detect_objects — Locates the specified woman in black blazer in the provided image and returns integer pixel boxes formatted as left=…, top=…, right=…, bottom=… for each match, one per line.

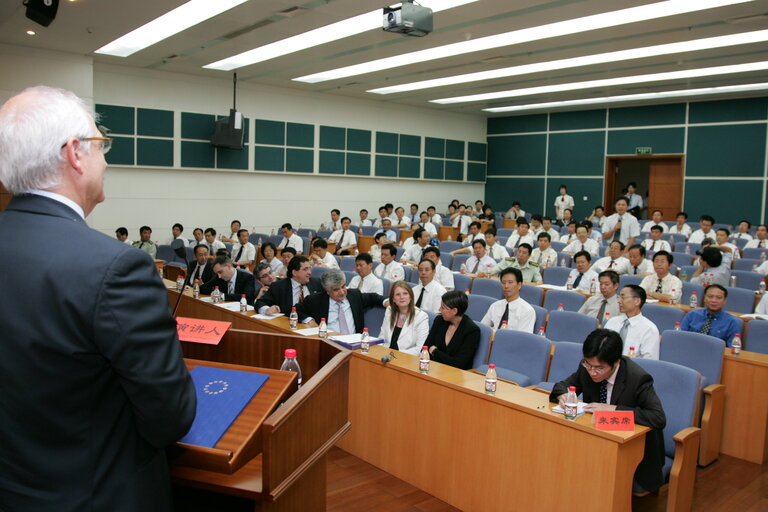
left=425, top=290, right=481, bottom=370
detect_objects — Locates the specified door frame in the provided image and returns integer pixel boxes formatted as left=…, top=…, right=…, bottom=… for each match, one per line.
left=604, top=155, right=685, bottom=215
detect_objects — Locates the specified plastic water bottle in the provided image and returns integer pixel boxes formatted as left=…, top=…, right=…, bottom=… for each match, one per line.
left=447, top=235, right=452, bottom=241
left=289, top=307, right=298, bottom=329
left=669, top=289, right=677, bottom=305
left=500, top=321, right=508, bottom=330
left=628, top=346, right=637, bottom=358
left=730, top=275, right=737, bottom=288
left=566, top=275, right=573, bottom=291
left=689, top=291, right=698, bottom=308
left=589, top=278, right=596, bottom=295
left=684, top=245, right=691, bottom=255
left=360, top=328, right=370, bottom=353
left=760, top=281, right=766, bottom=295
left=270, top=228, right=275, bottom=236
left=465, top=288, right=470, bottom=296
left=563, top=386, right=578, bottom=421
left=681, top=269, right=688, bottom=282
left=419, top=346, right=430, bottom=374
left=731, top=334, right=742, bottom=355
left=193, top=279, right=200, bottom=299
left=762, top=250, right=767, bottom=262
left=175, top=275, right=184, bottom=292
left=211, top=286, right=221, bottom=304
left=560, top=257, right=566, bottom=267
left=538, top=326, right=546, bottom=336
left=557, top=303, right=565, bottom=311
left=280, top=348, right=302, bottom=389
left=484, top=364, right=497, bottom=395
left=258, top=236, right=262, bottom=246
left=674, top=322, right=681, bottom=331
left=239, top=294, right=247, bottom=313
left=318, top=318, right=327, bottom=338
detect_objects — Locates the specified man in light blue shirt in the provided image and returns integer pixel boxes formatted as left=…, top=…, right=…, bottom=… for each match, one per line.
left=374, top=218, right=398, bottom=243
left=680, top=284, right=741, bottom=346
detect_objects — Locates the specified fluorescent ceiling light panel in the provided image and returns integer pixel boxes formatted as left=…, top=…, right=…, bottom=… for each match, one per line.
left=294, top=0, right=753, bottom=84
left=95, top=0, right=249, bottom=57
left=369, top=29, right=768, bottom=94
left=431, top=61, right=768, bottom=104
left=484, top=82, right=768, bottom=113
left=204, top=0, right=478, bottom=71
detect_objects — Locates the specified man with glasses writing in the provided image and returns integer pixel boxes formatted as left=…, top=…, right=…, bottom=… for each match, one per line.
left=551, top=329, right=666, bottom=495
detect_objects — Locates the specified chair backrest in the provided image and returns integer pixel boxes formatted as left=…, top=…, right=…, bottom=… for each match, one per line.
left=452, top=273, right=472, bottom=294
left=724, top=286, right=757, bottom=314
left=363, top=307, right=386, bottom=338
left=665, top=233, right=687, bottom=245
left=395, top=246, right=405, bottom=261
left=399, top=265, right=411, bottom=282
left=439, top=241, right=462, bottom=253
left=743, top=248, right=768, bottom=260
left=713, top=223, right=732, bottom=232
left=542, top=289, right=586, bottom=312
left=550, top=241, right=566, bottom=252
left=339, top=257, right=356, bottom=271
left=532, top=305, right=547, bottom=333
left=471, top=278, right=502, bottom=299
left=297, top=228, right=316, bottom=239
left=677, top=264, right=697, bottom=281
left=633, top=358, right=701, bottom=458
left=520, top=284, right=544, bottom=306
left=472, top=320, right=493, bottom=369
left=542, top=266, right=571, bottom=286
left=343, top=270, right=356, bottom=285
left=407, top=267, right=420, bottom=284
left=311, top=266, right=329, bottom=280
left=156, top=244, right=175, bottom=262
left=497, top=228, right=514, bottom=238
left=451, top=254, right=470, bottom=272
left=360, top=225, right=378, bottom=236
left=268, top=235, right=283, bottom=247
left=301, top=237, right=311, bottom=255
left=732, top=237, right=749, bottom=250
left=745, top=320, right=768, bottom=354
left=546, top=342, right=584, bottom=384
left=317, top=229, right=332, bottom=240
left=545, top=310, right=597, bottom=342
left=681, top=282, right=704, bottom=306
left=467, top=294, right=496, bottom=322
left=382, top=279, right=391, bottom=297
left=730, top=270, right=765, bottom=291
left=555, top=252, right=572, bottom=268
left=659, top=330, right=724, bottom=386
left=733, top=258, right=761, bottom=272
left=488, top=330, right=551, bottom=385
left=674, top=242, right=702, bottom=254
left=439, top=253, right=453, bottom=269
left=619, top=274, right=643, bottom=287
left=641, top=304, right=686, bottom=333
left=425, top=311, right=437, bottom=328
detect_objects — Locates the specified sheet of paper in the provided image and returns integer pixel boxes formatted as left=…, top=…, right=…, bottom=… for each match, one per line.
left=329, top=333, right=384, bottom=345
left=295, top=327, right=321, bottom=336
left=551, top=401, right=586, bottom=416
left=645, top=299, right=659, bottom=303
left=740, top=314, right=768, bottom=320
left=252, top=313, right=285, bottom=320
left=539, top=284, right=567, bottom=290
left=215, top=302, right=255, bottom=312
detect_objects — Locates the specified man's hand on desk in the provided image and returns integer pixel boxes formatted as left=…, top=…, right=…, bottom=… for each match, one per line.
left=266, top=305, right=281, bottom=315
left=304, top=319, right=318, bottom=327
left=584, top=403, right=617, bottom=412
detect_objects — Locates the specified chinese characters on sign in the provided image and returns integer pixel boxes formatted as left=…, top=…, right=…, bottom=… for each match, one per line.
left=593, top=410, right=635, bottom=431
left=176, top=317, right=231, bottom=345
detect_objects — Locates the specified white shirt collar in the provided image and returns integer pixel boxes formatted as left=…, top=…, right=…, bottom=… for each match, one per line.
left=29, top=190, right=85, bottom=219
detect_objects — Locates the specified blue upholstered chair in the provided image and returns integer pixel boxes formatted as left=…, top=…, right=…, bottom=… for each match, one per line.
left=730, top=270, right=764, bottom=292
left=520, top=284, right=544, bottom=306
left=471, top=278, right=502, bottom=299
left=642, top=304, right=685, bottom=333
left=471, top=321, right=493, bottom=369
left=544, top=310, right=597, bottom=343
left=362, top=307, right=386, bottom=338
left=724, top=286, right=758, bottom=314
left=476, top=330, right=551, bottom=387
left=542, top=266, right=571, bottom=286
left=536, top=341, right=583, bottom=392
left=467, top=294, right=496, bottom=323
left=542, top=289, right=586, bottom=312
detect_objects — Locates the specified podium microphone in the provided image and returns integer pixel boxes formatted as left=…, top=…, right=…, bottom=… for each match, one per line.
left=381, top=351, right=398, bottom=363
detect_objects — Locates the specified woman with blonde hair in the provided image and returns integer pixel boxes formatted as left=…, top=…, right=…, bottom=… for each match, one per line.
left=380, top=281, right=429, bottom=356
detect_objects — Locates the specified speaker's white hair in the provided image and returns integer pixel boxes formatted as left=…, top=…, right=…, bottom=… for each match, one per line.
left=0, top=86, right=94, bottom=194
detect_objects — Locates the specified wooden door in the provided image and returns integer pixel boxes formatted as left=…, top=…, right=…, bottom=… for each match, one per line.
left=648, top=158, right=684, bottom=220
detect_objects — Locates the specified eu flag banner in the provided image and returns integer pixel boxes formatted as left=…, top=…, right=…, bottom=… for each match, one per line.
left=179, top=366, right=270, bottom=449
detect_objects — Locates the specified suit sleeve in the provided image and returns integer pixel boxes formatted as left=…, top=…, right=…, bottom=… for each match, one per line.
left=255, top=280, right=282, bottom=312
left=199, top=277, right=219, bottom=296
left=616, top=373, right=666, bottom=429
left=94, top=249, right=196, bottom=447
left=430, top=320, right=480, bottom=370
left=361, top=292, right=386, bottom=309
left=550, top=369, right=582, bottom=403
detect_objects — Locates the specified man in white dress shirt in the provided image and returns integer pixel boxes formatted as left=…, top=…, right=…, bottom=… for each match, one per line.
left=641, top=225, right=671, bottom=253
left=452, top=221, right=484, bottom=255
left=593, top=241, right=631, bottom=274
left=327, top=209, right=342, bottom=231
left=540, top=216, right=561, bottom=241
left=358, top=209, right=373, bottom=227
left=688, top=215, right=716, bottom=244
left=203, top=228, right=226, bottom=255
left=627, top=245, right=653, bottom=276
left=745, top=225, right=768, bottom=249
left=277, top=223, right=304, bottom=253
left=668, top=212, right=692, bottom=239
left=407, top=203, right=421, bottom=225
left=531, top=232, right=558, bottom=268
left=641, top=210, right=669, bottom=233
left=374, top=244, right=405, bottom=281
left=711, top=228, right=740, bottom=268
left=231, top=229, right=256, bottom=268
left=391, top=206, right=410, bottom=229
left=373, top=206, right=390, bottom=228
left=640, top=251, right=683, bottom=304
left=690, top=247, right=731, bottom=287
left=564, top=224, right=600, bottom=257
left=506, top=217, right=535, bottom=251
left=733, top=220, right=753, bottom=241
left=415, top=211, right=438, bottom=237
left=328, top=216, right=357, bottom=255
left=481, top=267, right=536, bottom=332
left=115, top=227, right=131, bottom=245
left=451, top=204, right=473, bottom=237
left=427, top=206, right=442, bottom=226
left=423, top=246, right=455, bottom=291
left=311, top=238, right=339, bottom=269
left=602, top=197, right=640, bottom=248
left=465, top=239, right=496, bottom=275
left=506, top=201, right=525, bottom=220
left=559, top=221, right=578, bottom=244
left=348, top=253, right=384, bottom=294
left=404, top=228, right=432, bottom=264
left=374, top=218, right=399, bottom=243
left=603, top=285, right=660, bottom=359
left=411, top=259, right=446, bottom=313
left=485, top=229, right=508, bottom=260
left=579, top=270, right=621, bottom=325
left=169, top=222, right=189, bottom=247
left=568, top=251, right=600, bottom=293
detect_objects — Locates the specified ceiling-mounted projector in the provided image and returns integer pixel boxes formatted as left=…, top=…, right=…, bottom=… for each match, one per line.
left=383, top=0, right=432, bottom=37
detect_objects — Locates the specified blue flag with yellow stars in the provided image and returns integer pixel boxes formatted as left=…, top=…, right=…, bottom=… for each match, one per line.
left=180, top=366, right=270, bottom=448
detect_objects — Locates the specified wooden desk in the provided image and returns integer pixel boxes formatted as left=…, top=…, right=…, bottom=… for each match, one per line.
left=438, top=225, right=458, bottom=241
left=399, top=229, right=413, bottom=243
left=503, top=218, right=517, bottom=229
left=357, top=235, right=374, bottom=254
left=339, top=345, right=647, bottom=512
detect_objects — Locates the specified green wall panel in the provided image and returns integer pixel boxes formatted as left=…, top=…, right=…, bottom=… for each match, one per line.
left=467, top=162, right=486, bottom=182
left=320, top=126, right=345, bottom=150
left=254, top=145, right=284, bottom=171
left=485, top=177, right=544, bottom=213
left=399, top=135, right=421, bottom=156
left=181, top=112, right=215, bottom=140
left=137, top=138, right=173, bottom=166
left=550, top=109, right=606, bottom=131
left=446, top=139, right=464, bottom=160
left=425, top=137, right=445, bottom=158
left=548, top=131, right=605, bottom=175
left=488, top=114, right=547, bottom=135
left=96, top=105, right=134, bottom=135
left=375, top=155, right=397, bottom=177
left=684, top=179, right=763, bottom=225
left=319, top=150, right=345, bottom=174
left=689, top=97, right=768, bottom=124
left=107, top=136, right=134, bottom=165
left=608, top=103, right=685, bottom=127
left=399, top=157, right=420, bottom=178
left=255, top=120, right=285, bottom=145
left=286, top=148, right=313, bottom=173
left=445, top=160, right=463, bottom=181
left=181, top=141, right=214, bottom=168
left=376, top=132, right=398, bottom=154
left=217, top=146, right=249, bottom=170
left=346, top=153, right=370, bottom=176
left=468, top=142, right=487, bottom=162
left=347, top=129, right=371, bottom=152
left=607, top=128, right=684, bottom=154
left=487, top=134, right=546, bottom=175
left=286, top=122, right=314, bottom=148
left=137, top=108, right=173, bottom=137
left=686, top=124, right=766, bottom=177
left=425, top=159, right=444, bottom=179
left=545, top=177, right=602, bottom=219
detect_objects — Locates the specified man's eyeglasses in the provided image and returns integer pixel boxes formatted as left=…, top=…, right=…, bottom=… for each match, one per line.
left=581, top=360, right=609, bottom=374
left=61, top=137, right=113, bottom=155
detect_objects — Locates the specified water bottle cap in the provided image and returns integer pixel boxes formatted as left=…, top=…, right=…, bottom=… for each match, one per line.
left=489, top=364, right=496, bottom=369
left=215, top=286, right=219, bottom=289
left=285, top=349, right=297, bottom=358
left=241, top=294, right=245, bottom=297
left=559, top=303, right=563, bottom=307
left=568, top=386, right=576, bottom=391
left=292, top=306, right=297, bottom=310
left=675, top=322, right=680, bottom=325
left=630, top=346, right=635, bottom=350
left=321, top=318, right=326, bottom=322
left=422, top=346, right=428, bottom=350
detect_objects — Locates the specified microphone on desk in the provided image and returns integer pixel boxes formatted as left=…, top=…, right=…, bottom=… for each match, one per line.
left=381, top=351, right=398, bottom=363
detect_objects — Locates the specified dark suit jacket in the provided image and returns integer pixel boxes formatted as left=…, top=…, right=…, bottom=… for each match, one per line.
left=185, top=260, right=214, bottom=287
left=425, top=315, right=480, bottom=370
left=296, top=288, right=385, bottom=333
left=199, top=268, right=255, bottom=304
left=0, top=195, right=196, bottom=512
left=550, top=356, right=666, bottom=492
left=254, top=276, right=322, bottom=314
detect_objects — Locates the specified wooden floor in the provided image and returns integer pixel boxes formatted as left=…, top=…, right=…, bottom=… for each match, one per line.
left=327, top=447, right=768, bottom=512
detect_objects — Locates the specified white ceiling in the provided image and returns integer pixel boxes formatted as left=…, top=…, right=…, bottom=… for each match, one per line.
left=2, top=0, right=768, bottom=116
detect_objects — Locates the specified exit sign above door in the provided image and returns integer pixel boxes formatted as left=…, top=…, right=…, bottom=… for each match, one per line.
left=635, top=147, right=652, bottom=155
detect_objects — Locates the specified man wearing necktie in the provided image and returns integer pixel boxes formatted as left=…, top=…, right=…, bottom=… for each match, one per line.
left=603, top=285, right=660, bottom=359
left=579, top=270, right=621, bottom=325
left=256, top=256, right=322, bottom=314
left=480, top=267, right=536, bottom=332
left=411, top=258, right=447, bottom=313
left=640, top=251, right=683, bottom=304
left=185, top=244, right=213, bottom=287
left=679, top=284, right=741, bottom=345
left=603, top=197, right=640, bottom=248
left=348, top=253, right=384, bottom=295
left=745, top=224, right=768, bottom=249
left=200, top=255, right=256, bottom=304
left=329, top=216, right=358, bottom=255
left=627, top=245, right=653, bottom=276
left=131, top=225, right=157, bottom=259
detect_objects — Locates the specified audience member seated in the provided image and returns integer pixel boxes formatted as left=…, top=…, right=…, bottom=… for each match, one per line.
left=203, top=227, right=226, bottom=254
left=391, top=206, right=410, bottom=229
left=348, top=253, right=384, bottom=294
left=563, top=223, right=600, bottom=257
left=191, top=227, right=204, bottom=247
left=465, top=239, right=496, bottom=276
left=688, top=214, right=716, bottom=244
left=327, top=208, right=342, bottom=230
left=423, top=246, right=455, bottom=291
left=259, top=241, right=284, bottom=276
left=641, top=225, right=671, bottom=253
left=277, top=223, right=304, bottom=253
left=586, top=205, right=607, bottom=229
left=115, top=227, right=130, bottom=245
left=641, top=210, right=669, bottom=233
left=380, top=281, right=430, bottom=356
left=733, top=220, right=753, bottom=241
left=506, top=201, right=525, bottom=220
left=579, top=270, right=621, bottom=325
left=424, top=291, right=481, bottom=370
left=200, top=255, right=256, bottom=304
left=373, top=206, right=390, bottom=228
left=415, top=211, right=438, bottom=237
left=358, top=208, right=373, bottom=227
left=451, top=204, right=473, bottom=237
left=427, top=205, right=442, bottom=226
left=404, top=228, right=432, bottom=264
left=256, top=255, right=321, bottom=314
left=374, top=218, right=398, bottom=243
left=668, top=211, right=692, bottom=239
left=531, top=232, right=558, bottom=267
left=593, top=241, right=630, bottom=274
left=711, top=228, right=740, bottom=268
left=745, top=224, right=768, bottom=249
left=559, top=220, right=578, bottom=244
left=540, top=216, right=561, bottom=241
left=690, top=247, right=731, bottom=287
left=481, top=267, right=535, bottom=332
left=221, top=219, right=241, bottom=243
left=279, top=247, right=296, bottom=277
left=756, top=292, right=768, bottom=315
left=568, top=251, right=599, bottom=292
left=254, top=262, right=276, bottom=301
left=169, top=222, right=189, bottom=247
left=132, top=225, right=157, bottom=259
left=505, top=217, right=535, bottom=250
left=411, top=258, right=447, bottom=313
left=328, top=216, right=357, bottom=255
left=603, top=285, right=659, bottom=359
left=627, top=245, right=653, bottom=276
left=452, top=221, right=484, bottom=254
left=186, top=244, right=213, bottom=287
left=369, top=232, right=387, bottom=262
left=640, top=251, right=682, bottom=304
left=311, top=238, right=339, bottom=269
left=374, top=244, right=405, bottom=281
left=231, top=229, right=256, bottom=268
left=679, top=284, right=740, bottom=345
left=491, top=243, right=541, bottom=283
left=482, top=228, right=507, bottom=259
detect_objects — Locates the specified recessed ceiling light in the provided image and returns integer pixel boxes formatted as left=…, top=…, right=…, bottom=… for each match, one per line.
left=369, top=29, right=768, bottom=95
left=204, top=0, right=478, bottom=71
left=484, top=82, right=768, bottom=113
left=95, top=0, right=249, bottom=57
left=26, top=30, right=36, bottom=36
left=294, top=0, right=754, bottom=84
left=431, top=61, right=768, bottom=104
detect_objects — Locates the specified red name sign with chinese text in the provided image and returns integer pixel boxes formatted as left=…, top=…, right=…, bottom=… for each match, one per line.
left=176, top=317, right=231, bottom=345
left=594, top=410, right=635, bottom=431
